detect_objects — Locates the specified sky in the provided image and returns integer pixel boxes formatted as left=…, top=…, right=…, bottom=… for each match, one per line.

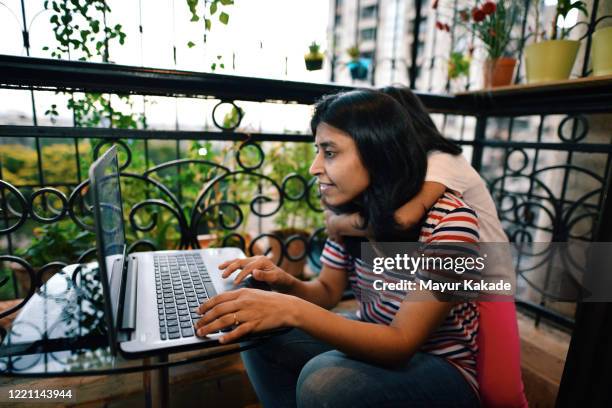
left=0, top=0, right=331, bottom=132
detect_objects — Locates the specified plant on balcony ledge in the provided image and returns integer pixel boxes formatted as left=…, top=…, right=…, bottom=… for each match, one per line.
left=304, top=42, right=324, bottom=71
left=346, top=45, right=369, bottom=81
left=524, top=0, right=588, bottom=83
left=435, top=1, right=522, bottom=88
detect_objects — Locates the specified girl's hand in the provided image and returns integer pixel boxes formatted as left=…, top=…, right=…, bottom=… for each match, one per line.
left=324, top=209, right=344, bottom=242
left=219, top=256, right=297, bottom=292
left=194, top=288, right=299, bottom=343
left=325, top=210, right=366, bottom=240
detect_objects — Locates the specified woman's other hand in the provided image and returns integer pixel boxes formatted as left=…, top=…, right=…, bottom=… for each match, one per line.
left=220, top=256, right=297, bottom=292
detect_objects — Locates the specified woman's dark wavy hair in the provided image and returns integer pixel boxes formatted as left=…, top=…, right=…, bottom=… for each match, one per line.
left=311, top=90, right=427, bottom=242
left=380, top=86, right=462, bottom=156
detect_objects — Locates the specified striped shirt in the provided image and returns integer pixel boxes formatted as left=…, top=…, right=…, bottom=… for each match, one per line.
left=321, top=191, right=480, bottom=397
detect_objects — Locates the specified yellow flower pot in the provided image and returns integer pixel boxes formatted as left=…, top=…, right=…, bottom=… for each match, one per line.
left=524, top=40, right=580, bottom=83
left=591, top=26, right=612, bottom=77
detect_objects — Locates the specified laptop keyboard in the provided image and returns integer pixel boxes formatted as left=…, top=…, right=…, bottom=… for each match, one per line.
left=154, top=252, right=217, bottom=341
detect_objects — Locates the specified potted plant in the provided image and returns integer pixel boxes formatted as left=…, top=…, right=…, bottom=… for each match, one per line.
left=304, top=42, right=324, bottom=71
left=435, top=1, right=522, bottom=88
left=346, top=45, right=369, bottom=80
left=591, top=25, right=612, bottom=77
left=524, top=0, right=588, bottom=83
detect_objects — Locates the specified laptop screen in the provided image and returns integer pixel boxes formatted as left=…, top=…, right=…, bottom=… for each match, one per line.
left=89, top=145, right=127, bottom=347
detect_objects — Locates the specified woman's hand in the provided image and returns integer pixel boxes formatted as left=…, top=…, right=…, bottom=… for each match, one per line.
left=220, top=256, right=297, bottom=292
left=194, top=288, right=299, bottom=343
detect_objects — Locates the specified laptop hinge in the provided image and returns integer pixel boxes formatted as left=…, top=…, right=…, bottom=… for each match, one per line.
left=120, top=256, right=138, bottom=333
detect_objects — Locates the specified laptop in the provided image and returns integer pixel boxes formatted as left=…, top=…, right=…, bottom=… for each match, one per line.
left=89, top=145, right=253, bottom=357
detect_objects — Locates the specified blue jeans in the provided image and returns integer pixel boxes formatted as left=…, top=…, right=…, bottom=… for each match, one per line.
left=241, top=328, right=479, bottom=408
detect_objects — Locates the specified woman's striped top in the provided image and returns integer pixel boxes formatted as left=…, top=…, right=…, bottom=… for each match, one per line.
left=321, top=191, right=480, bottom=398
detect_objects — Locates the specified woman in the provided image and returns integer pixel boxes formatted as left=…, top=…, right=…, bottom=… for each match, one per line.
left=194, top=90, right=480, bottom=407
left=325, top=85, right=509, bottom=244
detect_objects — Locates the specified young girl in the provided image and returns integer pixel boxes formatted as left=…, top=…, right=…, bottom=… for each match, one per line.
left=194, top=90, right=481, bottom=407
left=325, top=86, right=509, bottom=244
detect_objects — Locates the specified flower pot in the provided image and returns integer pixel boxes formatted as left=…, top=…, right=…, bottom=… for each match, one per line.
left=591, top=26, right=612, bottom=77
left=348, top=59, right=369, bottom=80
left=524, top=40, right=580, bottom=83
left=197, top=233, right=218, bottom=248
left=483, top=57, right=517, bottom=88
left=305, top=58, right=323, bottom=71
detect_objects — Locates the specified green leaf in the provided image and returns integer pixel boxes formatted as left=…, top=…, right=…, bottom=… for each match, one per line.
left=204, top=18, right=212, bottom=30
left=573, top=1, right=588, bottom=16
left=187, top=41, right=196, bottom=48
left=219, top=12, right=229, bottom=24
left=42, top=46, right=49, bottom=51
left=210, top=2, right=218, bottom=15
left=220, top=0, right=234, bottom=5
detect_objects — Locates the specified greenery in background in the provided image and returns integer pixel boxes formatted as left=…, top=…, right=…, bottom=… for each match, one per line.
left=43, top=0, right=125, bottom=61
left=448, top=51, right=471, bottom=79
left=267, top=142, right=323, bottom=233
left=15, top=220, right=95, bottom=269
left=186, top=0, right=234, bottom=32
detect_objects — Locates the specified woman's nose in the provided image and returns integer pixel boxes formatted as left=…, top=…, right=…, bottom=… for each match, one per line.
left=309, top=152, right=323, bottom=176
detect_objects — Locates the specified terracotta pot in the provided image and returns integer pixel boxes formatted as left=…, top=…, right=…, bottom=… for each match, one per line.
left=197, top=234, right=218, bottom=249
left=524, top=40, right=580, bottom=83
left=483, top=57, right=517, bottom=88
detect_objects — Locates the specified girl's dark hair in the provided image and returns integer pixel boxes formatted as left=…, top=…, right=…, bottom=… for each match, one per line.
left=311, top=90, right=427, bottom=242
left=380, top=86, right=462, bottom=156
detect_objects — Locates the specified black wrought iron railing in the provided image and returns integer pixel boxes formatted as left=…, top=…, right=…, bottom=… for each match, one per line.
left=1, top=54, right=612, bottom=336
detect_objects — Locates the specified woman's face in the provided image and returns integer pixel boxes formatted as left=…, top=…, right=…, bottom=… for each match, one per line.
left=309, top=122, right=370, bottom=207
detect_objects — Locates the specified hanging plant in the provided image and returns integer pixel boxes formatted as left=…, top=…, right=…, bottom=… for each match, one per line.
left=346, top=45, right=369, bottom=80
left=304, top=42, right=324, bottom=71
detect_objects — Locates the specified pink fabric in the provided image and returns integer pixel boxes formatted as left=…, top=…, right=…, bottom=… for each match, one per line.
left=476, top=301, right=529, bottom=407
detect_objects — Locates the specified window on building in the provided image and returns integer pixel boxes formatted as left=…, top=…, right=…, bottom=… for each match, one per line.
left=360, top=27, right=377, bottom=42
left=361, top=51, right=374, bottom=60
left=361, top=5, right=377, bottom=19
left=335, top=13, right=342, bottom=25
